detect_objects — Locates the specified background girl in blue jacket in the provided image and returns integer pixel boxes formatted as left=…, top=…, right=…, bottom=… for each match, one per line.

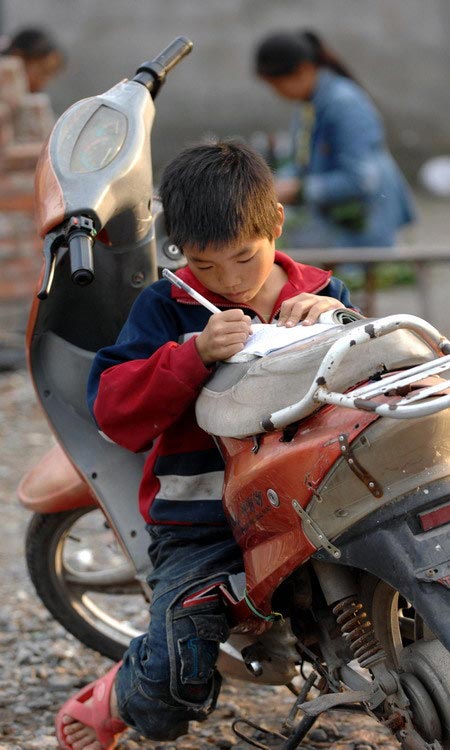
left=254, top=29, right=415, bottom=249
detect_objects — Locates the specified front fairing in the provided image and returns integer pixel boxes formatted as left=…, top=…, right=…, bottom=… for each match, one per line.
left=35, top=80, right=155, bottom=241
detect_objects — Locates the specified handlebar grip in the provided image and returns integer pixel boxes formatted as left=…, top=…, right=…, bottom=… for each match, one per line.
left=151, top=37, right=193, bottom=75
left=69, top=231, right=94, bottom=286
left=133, top=36, right=193, bottom=96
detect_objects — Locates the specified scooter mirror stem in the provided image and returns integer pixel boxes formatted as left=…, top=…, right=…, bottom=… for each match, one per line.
left=133, top=36, right=193, bottom=98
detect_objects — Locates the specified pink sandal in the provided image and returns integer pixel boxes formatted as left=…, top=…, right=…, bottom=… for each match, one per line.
left=55, top=661, right=127, bottom=750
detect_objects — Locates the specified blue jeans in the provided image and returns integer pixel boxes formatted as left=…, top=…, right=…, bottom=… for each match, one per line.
left=115, top=525, right=243, bottom=740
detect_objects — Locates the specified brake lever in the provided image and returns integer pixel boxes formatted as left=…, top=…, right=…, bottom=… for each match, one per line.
left=37, top=230, right=66, bottom=300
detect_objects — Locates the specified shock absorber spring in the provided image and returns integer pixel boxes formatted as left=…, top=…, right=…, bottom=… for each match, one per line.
left=333, top=596, right=387, bottom=670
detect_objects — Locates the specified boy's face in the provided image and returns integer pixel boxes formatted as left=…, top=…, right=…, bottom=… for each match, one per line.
left=183, top=206, right=284, bottom=307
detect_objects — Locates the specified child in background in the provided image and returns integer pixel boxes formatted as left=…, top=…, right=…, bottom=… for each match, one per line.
left=2, top=27, right=65, bottom=92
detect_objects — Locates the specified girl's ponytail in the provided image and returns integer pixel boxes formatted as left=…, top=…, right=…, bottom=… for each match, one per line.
left=255, top=28, right=357, bottom=83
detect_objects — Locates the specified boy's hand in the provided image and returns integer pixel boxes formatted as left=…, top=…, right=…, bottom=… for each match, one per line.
left=195, top=309, right=252, bottom=365
left=277, top=293, right=345, bottom=328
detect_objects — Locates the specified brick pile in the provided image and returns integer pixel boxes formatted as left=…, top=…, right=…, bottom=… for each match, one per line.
left=0, top=56, right=55, bottom=302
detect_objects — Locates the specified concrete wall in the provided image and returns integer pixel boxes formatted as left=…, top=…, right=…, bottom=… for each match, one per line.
left=3, top=0, right=450, bottom=177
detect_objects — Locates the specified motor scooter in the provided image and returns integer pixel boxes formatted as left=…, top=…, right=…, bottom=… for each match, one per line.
left=18, top=39, right=450, bottom=750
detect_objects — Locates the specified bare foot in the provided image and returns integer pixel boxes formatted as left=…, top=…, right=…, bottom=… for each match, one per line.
left=61, top=710, right=102, bottom=750
left=60, top=684, right=121, bottom=750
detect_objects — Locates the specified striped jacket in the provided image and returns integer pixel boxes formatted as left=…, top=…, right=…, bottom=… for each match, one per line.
left=87, top=251, right=353, bottom=525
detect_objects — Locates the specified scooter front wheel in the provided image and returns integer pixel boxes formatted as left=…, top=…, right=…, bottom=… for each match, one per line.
left=25, top=507, right=148, bottom=661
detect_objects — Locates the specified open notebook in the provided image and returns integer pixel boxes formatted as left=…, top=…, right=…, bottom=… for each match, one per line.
left=226, top=321, right=336, bottom=363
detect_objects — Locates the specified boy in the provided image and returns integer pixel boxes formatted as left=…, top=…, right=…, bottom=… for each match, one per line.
left=56, top=140, right=353, bottom=750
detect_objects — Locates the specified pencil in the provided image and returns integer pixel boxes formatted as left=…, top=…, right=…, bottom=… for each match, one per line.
left=162, top=268, right=221, bottom=314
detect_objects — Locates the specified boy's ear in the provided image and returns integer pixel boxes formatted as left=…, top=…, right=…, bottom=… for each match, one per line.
left=273, top=203, right=285, bottom=239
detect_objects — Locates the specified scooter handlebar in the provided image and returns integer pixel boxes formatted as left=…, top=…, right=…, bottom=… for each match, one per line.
left=67, top=216, right=96, bottom=287
left=37, top=216, right=96, bottom=299
left=152, top=37, right=193, bottom=75
left=69, top=232, right=94, bottom=286
left=133, top=36, right=193, bottom=97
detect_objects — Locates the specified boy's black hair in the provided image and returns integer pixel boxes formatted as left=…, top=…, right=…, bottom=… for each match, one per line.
left=159, top=139, right=280, bottom=251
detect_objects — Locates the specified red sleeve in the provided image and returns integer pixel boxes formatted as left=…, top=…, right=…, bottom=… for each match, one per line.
left=93, top=336, right=212, bottom=452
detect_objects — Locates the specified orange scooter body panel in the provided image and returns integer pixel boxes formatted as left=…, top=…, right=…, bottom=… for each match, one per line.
left=18, top=442, right=95, bottom=513
left=219, top=405, right=378, bottom=616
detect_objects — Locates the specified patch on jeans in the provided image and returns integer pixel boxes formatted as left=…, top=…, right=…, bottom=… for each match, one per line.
left=177, top=613, right=229, bottom=686
left=182, top=584, right=221, bottom=609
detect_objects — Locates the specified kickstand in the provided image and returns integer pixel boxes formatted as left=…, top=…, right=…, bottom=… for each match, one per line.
left=232, top=671, right=322, bottom=750
left=282, top=714, right=319, bottom=750
left=282, top=671, right=319, bottom=734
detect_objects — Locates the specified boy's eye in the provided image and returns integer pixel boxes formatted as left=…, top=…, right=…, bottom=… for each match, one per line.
left=196, top=265, right=213, bottom=271
left=238, top=256, right=254, bottom=264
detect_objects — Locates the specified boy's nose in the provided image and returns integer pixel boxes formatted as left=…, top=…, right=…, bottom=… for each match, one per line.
left=220, top=268, right=241, bottom=290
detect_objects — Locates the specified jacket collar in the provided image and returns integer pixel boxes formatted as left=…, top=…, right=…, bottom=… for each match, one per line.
left=169, top=251, right=331, bottom=318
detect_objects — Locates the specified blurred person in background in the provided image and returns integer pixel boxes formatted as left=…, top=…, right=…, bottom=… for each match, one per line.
left=1, top=26, right=65, bottom=93
left=254, top=29, right=415, bottom=249
left=0, top=26, right=66, bottom=153
left=0, top=29, right=65, bottom=371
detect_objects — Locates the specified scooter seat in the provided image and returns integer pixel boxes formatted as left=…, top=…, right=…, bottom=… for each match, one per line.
left=195, top=319, right=436, bottom=438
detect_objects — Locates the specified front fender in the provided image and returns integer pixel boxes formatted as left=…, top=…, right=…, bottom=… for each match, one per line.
left=313, top=477, right=450, bottom=651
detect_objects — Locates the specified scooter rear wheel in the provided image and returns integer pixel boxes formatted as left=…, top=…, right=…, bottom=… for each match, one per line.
left=25, top=507, right=148, bottom=661
left=364, top=576, right=450, bottom=749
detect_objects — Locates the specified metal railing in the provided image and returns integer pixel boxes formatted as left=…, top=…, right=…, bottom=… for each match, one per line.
left=286, top=245, right=450, bottom=320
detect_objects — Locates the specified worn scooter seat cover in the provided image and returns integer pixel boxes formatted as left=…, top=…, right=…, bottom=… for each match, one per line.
left=195, top=319, right=435, bottom=438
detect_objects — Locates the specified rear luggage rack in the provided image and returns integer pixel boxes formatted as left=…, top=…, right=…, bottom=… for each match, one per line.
left=261, top=314, right=450, bottom=432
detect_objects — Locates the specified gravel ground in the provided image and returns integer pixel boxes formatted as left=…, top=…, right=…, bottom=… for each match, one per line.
left=0, top=366, right=399, bottom=750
